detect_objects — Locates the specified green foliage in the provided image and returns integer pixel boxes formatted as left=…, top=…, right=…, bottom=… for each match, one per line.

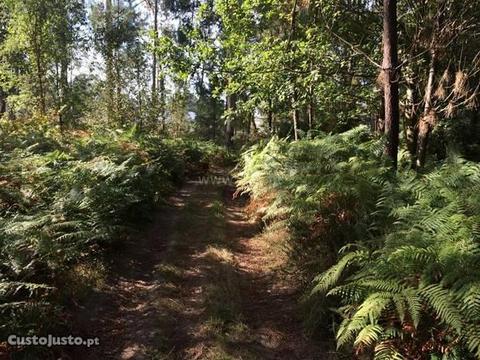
left=236, top=126, right=389, bottom=272
left=0, top=117, right=222, bottom=337
left=312, top=157, right=480, bottom=359
left=237, top=128, right=480, bottom=359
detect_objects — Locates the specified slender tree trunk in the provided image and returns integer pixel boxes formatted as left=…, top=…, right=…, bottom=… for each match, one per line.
left=416, top=49, right=436, bottom=168
left=137, top=65, right=143, bottom=129
left=288, top=0, right=299, bottom=141
left=212, top=95, right=216, bottom=140
left=382, top=0, right=400, bottom=168
left=292, top=90, right=299, bottom=140
left=59, top=58, right=69, bottom=126
left=105, top=0, right=114, bottom=121
left=225, top=94, right=236, bottom=148
left=152, top=0, right=158, bottom=102
left=308, top=94, right=314, bottom=130
left=267, top=98, right=273, bottom=133
left=114, top=0, right=122, bottom=119
left=404, top=75, right=419, bottom=164
left=250, top=112, right=257, bottom=134
left=159, top=75, right=166, bottom=131
left=115, top=54, right=121, bottom=117
left=0, top=88, right=6, bottom=117
left=35, top=48, right=46, bottom=114
left=374, top=94, right=385, bottom=134
left=32, top=15, right=46, bottom=115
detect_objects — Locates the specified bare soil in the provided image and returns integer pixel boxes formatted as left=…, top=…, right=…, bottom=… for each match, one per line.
left=70, top=178, right=330, bottom=360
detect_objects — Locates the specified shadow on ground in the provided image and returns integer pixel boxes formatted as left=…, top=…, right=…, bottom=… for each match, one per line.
left=71, top=176, right=333, bottom=360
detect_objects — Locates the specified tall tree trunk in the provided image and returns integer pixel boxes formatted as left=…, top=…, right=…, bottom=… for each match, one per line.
left=225, top=94, right=236, bottom=148
left=292, top=94, right=299, bottom=141
left=114, top=0, right=122, bottom=119
left=32, top=15, right=46, bottom=115
left=267, top=98, right=273, bottom=133
left=374, top=94, right=385, bottom=134
left=404, top=74, right=419, bottom=164
left=35, top=48, right=46, bottom=114
left=308, top=94, right=314, bottom=130
left=0, top=88, right=6, bottom=117
left=137, top=65, right=143, bottom=129
left=289, top=0, right=299, bottom=141
left=212, top=95, right=216, bottom=140
left=250, top=111, right=257, bottom=135
left=382, top=0, right=400, bottom=168
left=416, top=49, right=436, bottom=168
left=105, top=0, right=114, bottom=121
left=115, top=54, right=121, bottom=118
left=152, top=0, right=158, bottom=103
left=59, top=58, right=69, bottom=126
left=159, top=75, right=166, bottom=131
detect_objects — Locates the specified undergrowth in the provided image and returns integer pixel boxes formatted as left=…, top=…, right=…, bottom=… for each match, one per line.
left=236, top=126, right=480, bottom=359
left=0, top=117, right=226, bottom=344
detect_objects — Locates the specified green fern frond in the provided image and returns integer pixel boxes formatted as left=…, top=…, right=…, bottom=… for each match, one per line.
left=312, top=250, right=368, bottom=295
left=374, top=342, right=405, bottom=360
left=354, top=324, right=384, bottom=348
left=420, top=284, right=463, bottom=332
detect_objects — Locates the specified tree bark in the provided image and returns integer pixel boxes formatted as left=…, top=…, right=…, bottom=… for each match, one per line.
left=225, top=94, right=236, bottom=148
left=382, top=0, right=400, bottom=168
left=114, top=0, right=122, bottom=119
left=152, top=0, right=158, bottom=102
left=374, top=94, right=385, bottom=134
left=267, top=98, right=273, bottom=133
left=416, top=49, right=436, bottom=168
left=59, top=58, right=69, bottom=126
left=292, top=107, right=299, bottom=140
left=308, top=95, right=314, bottom=130
left=289, top=0, right=299, bottom=141
left=0, top=88, right=6, bottom=116
left=211, top=95, right=216, bottom=140
left=105, top=0, right=115, bottom=121
left=250, top=112, right=257, bottom=134
left=35, top=47, right=46, bottom=114
left=404, top=75, right=419, bottom=164
left=32, top=14, right=46, bottom=115
left=159, top=75, right=166, bottom=131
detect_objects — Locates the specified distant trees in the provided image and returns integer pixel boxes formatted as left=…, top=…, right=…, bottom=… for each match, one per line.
left=207, top=0, right=479, bottom=165
left=0, top=0, right=85, bottom=120
left=0, top=0, right=478, bottom=164
left=399, top=1, right=480, bottom=168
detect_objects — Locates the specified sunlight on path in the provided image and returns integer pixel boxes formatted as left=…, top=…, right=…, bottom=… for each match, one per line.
left=75, top=176, right=328, bottom=360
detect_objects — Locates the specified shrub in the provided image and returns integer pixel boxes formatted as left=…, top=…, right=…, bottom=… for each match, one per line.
left=0, top=119, right=223, bottom=338
left=312, top=158, right=480, bottom=359
left=237, top=127, right=480, bottom=359
left=236, top=126, right=390, bottom=274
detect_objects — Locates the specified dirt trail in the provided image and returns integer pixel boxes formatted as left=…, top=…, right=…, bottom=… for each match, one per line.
left=73, top=177, right=328, bottom=360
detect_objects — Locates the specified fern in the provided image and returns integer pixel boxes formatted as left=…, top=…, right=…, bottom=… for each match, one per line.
left=0, top=123, right=223, bottom=337
left=310, top=155, right=480, bottom=358
left=311, top=250, right=368, bottom=295
left=237, top=128, right=480, bottom=358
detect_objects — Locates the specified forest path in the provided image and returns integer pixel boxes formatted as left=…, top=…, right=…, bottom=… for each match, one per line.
left=74, top=173, right=326, bottom=360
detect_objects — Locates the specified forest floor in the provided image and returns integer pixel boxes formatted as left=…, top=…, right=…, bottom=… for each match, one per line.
left=72, top=172, right=330, bottom=360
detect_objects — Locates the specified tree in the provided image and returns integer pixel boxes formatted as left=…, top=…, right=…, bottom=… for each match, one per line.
left=91, top=0, right=148, bottom=124
left=103, top=0, right=114, bottom=121
left=0, top=1, right=7, bottom=116
left=0, top=0, right=85, bottom=120
left=381, top=0, right=399, bottom=168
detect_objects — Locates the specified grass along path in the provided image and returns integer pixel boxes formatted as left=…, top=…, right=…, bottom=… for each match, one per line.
left=74, top=175, right=326, bottom=359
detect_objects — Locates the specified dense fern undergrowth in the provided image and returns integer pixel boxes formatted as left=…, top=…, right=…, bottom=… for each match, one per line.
left=236, top=126, right=480, bottom=359
left=0, top=117, right=226, bottom=341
